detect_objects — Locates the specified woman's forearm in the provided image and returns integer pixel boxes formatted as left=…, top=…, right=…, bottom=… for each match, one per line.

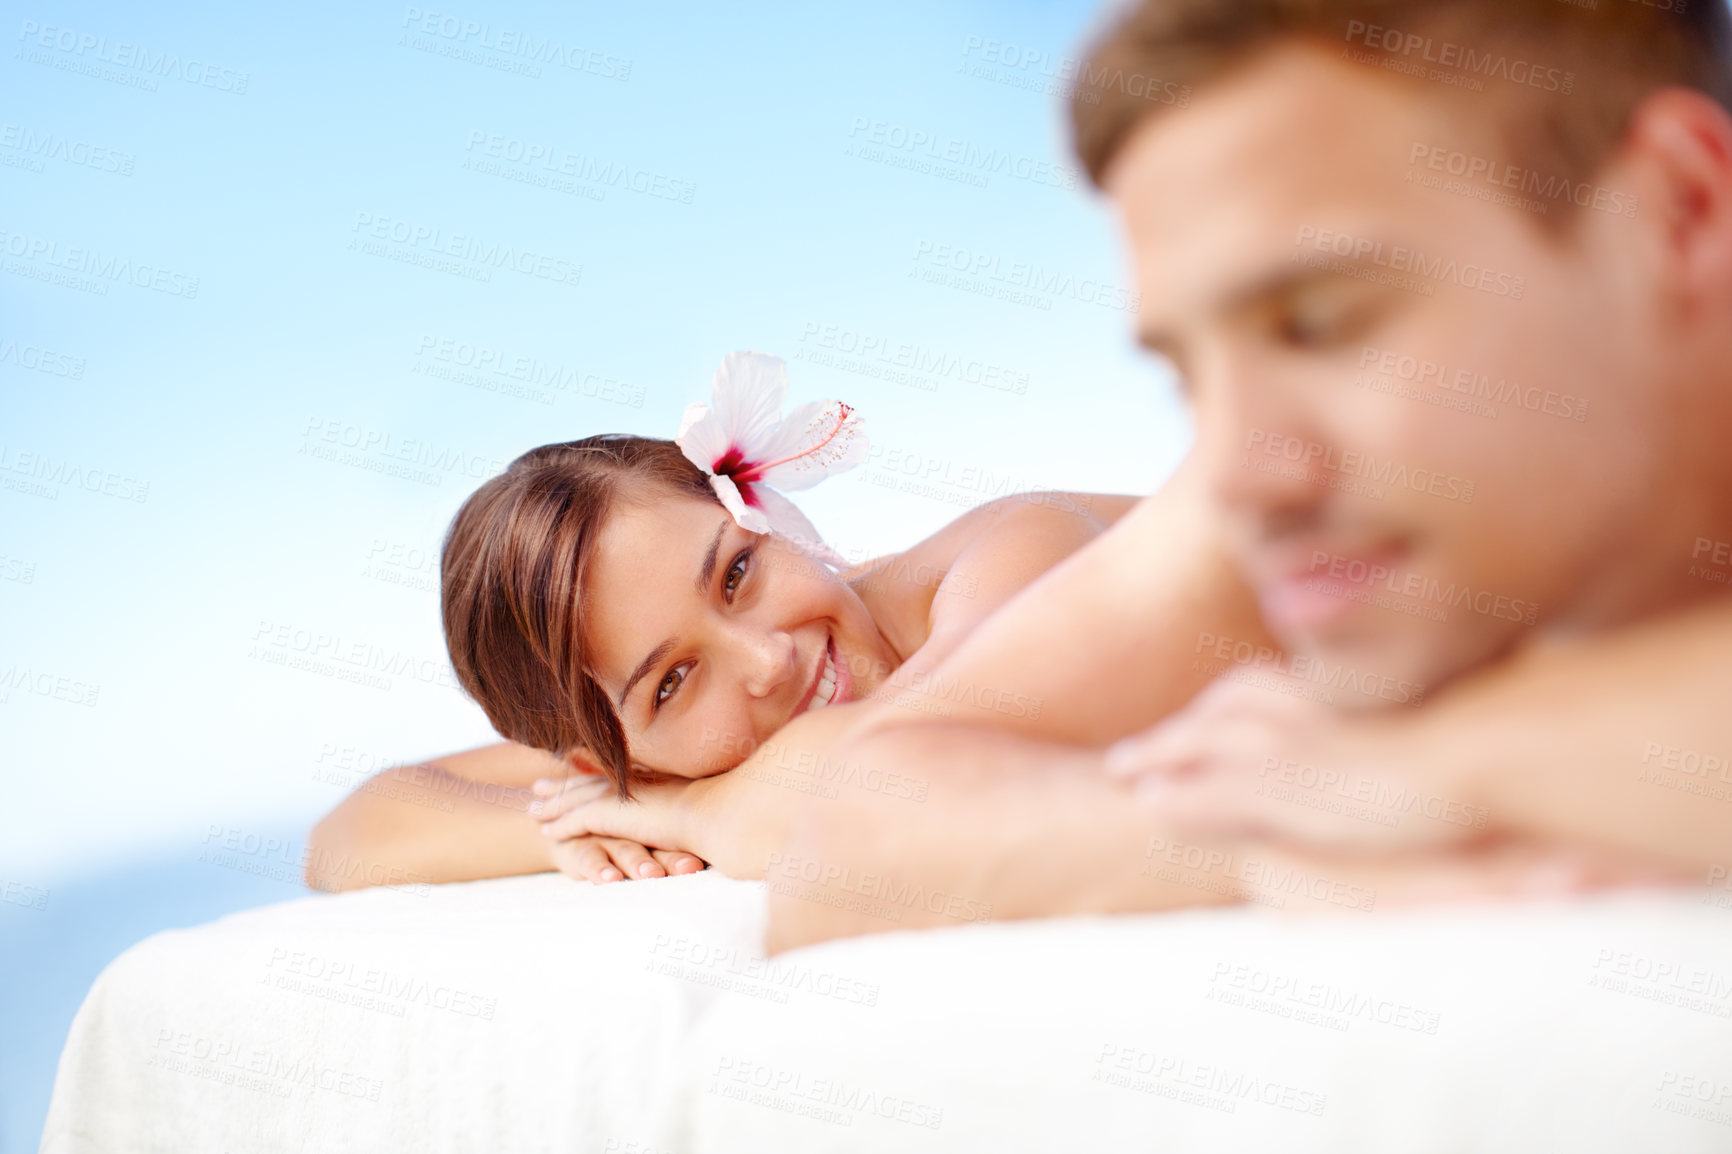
left=305, top=743, right=561, bottom=891
left=1425, top=596, right=1732, bottom=872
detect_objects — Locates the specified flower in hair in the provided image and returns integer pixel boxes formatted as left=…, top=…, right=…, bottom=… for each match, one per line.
left=675, top=351, right=867, bottom=561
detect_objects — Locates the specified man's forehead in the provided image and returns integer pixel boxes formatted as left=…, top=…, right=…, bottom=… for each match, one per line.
left=1105, top=41, right=1447, bottom=189
left=1104, top=44, right=1454, bottom=316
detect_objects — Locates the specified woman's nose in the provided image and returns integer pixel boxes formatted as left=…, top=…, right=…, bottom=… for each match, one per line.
left=740, top=629, right=798, bottom=699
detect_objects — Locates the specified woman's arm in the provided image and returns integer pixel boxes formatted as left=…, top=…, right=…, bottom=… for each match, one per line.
left=305, top=742, right=702, bottom=891
left=306, top=742, right=552, bottom=891
left=539, top=451, right=1274, bottom=873
left=310, top=490, right=1131, bottom=891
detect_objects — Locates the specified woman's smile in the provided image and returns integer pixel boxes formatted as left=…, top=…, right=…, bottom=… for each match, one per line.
left=582, top=497, right=895, bottom=779
left=797, top=637, right=851, bottom=716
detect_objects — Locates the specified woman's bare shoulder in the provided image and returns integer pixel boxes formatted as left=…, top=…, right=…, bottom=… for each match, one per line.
left=841, top=491, right=1146, bottom=660
left=849, top=492, right=1140, bottom=575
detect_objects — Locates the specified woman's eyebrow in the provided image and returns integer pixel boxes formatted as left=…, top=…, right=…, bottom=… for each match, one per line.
left=694, top=519, right=728, bottom=593
left=618, top=638, right=677, bottom=709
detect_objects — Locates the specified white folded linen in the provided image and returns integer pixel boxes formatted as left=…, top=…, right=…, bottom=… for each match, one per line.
left=42, top=876, right=1732, bottom=1153
left=687, top=889, right=1732, bottom=1152
left=40, top=871, right=766, bottom=1154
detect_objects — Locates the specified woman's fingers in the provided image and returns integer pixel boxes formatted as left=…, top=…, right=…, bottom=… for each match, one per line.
left=600, top=837, right=666, bottom=880
left=533, top=781, right=614, bottom=834
left=653, top=849, right=706, bottom=875
left=548, top=835, right=703, bottom=884
left=552, top=837, right=626, bottom=884
left=540, top=804, right=603, bottom=843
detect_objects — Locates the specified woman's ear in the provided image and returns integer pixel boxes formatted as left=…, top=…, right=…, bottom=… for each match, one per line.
left=562, top=750, right=606, bottom=777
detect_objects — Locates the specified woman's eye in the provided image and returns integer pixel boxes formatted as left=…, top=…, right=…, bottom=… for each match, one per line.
left=723, top=548, right=753, bottom=602
left=654, top=663, right=690, bottom=709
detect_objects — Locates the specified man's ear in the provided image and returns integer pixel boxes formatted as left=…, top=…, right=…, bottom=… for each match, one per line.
left=1621, top=88, right=1732, bottom=299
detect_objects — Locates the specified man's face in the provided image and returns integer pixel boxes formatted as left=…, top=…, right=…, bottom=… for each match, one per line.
left=1106, top=42, right=1687, bottom=696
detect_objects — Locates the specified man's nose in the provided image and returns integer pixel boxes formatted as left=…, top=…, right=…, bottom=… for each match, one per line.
left=1193, top=350, right=1329, bottom=527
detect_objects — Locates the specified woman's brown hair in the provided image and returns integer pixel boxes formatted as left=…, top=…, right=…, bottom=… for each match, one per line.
left=440, top=435, right=718, bottom=797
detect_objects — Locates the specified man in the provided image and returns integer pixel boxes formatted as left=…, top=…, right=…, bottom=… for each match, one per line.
left=537, top=0, right=1732, bottom=952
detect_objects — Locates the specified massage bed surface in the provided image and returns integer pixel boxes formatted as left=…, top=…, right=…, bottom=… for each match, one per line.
left=41, top=873, right=1732, bottom=1152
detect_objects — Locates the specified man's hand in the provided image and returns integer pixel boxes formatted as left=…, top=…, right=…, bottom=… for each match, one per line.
left=1102, top=675, right=1492, bottom=853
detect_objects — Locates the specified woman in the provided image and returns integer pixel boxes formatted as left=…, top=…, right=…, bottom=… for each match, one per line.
left=308, top=353, right=1151, bottom=889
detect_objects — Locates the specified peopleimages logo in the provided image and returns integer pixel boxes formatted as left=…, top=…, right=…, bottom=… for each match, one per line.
left=349, top=212, right=582, bottom=287
left=398, top=8, right=631, bottom=80
left=910, top=239, right=1139, bottom=313
left=846, top=117, right=1078, bottom=191
left=0, top=227, right=200, bottom=298
left=798, top=322, right=1030, bottom=395
left=0, top=124, right=135, bottom=176
left=1245, top=429, right=1476, bottom=505
left=0, top=336, right=85, bottom=379
left=1305, top=549, right=1540, bottom=626
left=1358, top=346, right=1589, bottom=423
left=1407, top=144, right=1638, bottom=218
left=1193, top=631, right=1427, bottom=707
left=959, top=35, right=1192, bottom=107
left=1293, top=226, right=1525, bottom=299
left=1343, top=20, right=1575, bottom=94
left=16, top=20, right=250, bottom=94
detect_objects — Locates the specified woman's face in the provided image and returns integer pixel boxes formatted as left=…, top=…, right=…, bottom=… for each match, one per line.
left=582, top=494, right=897, bottom=778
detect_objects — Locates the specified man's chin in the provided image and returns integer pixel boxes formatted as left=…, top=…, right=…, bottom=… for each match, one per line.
left=1279, top=624, right=1447, bottom=711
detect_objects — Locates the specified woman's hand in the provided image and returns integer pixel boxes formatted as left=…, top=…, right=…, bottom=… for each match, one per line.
left=1103, top=676, right=1491, bottom=854
left=545, top=836, right=706, bottom=883
left=531, top=776, right=706, bottom=883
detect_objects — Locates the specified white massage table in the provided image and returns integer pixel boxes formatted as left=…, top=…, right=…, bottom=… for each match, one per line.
left=40, top=872, right=1732, bottom=1152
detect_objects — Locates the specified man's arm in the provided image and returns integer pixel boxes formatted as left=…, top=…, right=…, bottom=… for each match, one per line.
left=1448, top=594, right=1732, bottom=870
left=1097, top=593, right=1732, bottom=877
left=761, top=722, right=1621, bottom=952
left=765, top=728, right=1237, bottom=951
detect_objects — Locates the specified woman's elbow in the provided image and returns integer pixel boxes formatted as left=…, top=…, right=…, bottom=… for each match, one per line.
left=302, top=809, right=372, bottom=892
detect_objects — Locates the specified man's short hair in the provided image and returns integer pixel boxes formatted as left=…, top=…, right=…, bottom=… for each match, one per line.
left=1071, top=0, right=1732, bottom=222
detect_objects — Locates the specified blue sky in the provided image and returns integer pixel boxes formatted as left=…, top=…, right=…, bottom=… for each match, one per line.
left=0, top=0, right=1191, bottom=889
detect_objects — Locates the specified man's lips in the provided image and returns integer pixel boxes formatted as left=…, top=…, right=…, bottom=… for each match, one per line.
left=1253, top=542, right=1411, bottom=633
